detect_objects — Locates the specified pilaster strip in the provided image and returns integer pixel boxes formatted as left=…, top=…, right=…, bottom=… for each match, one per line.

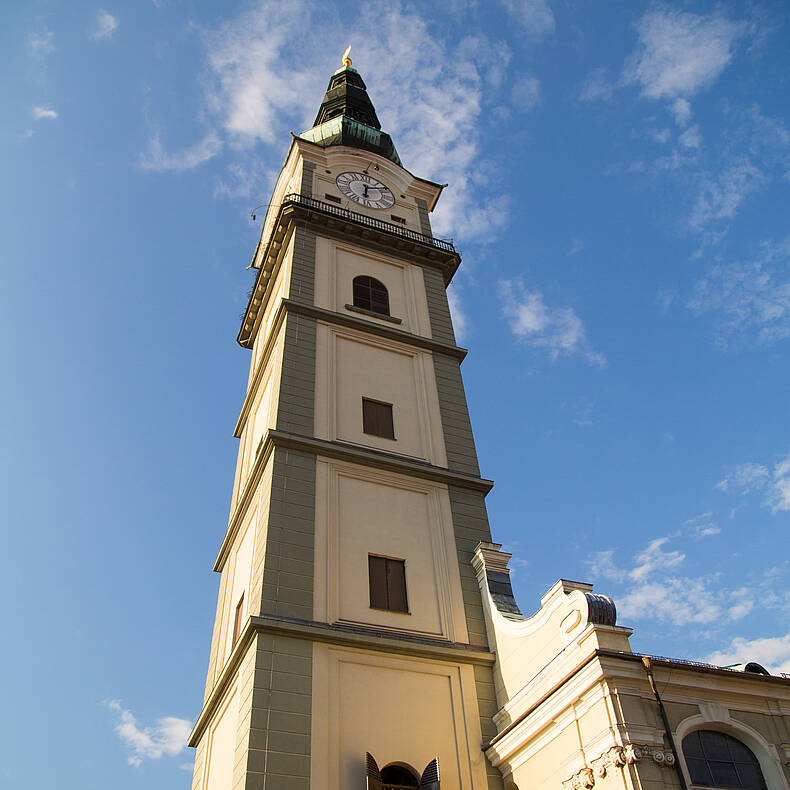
left=415, top=197, right=432, bottom=237
left=300, top=161, right=315, bottom=199
left=423, top=265, right=456, bottom=345
left=433, top=354, right=481, bottom=476
left=260, top=447, right=316, bottom=621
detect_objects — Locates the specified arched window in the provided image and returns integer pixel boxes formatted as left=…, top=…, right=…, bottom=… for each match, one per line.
left=682, top=730, right=767, bottom=789
left=353, top=275, right=390, bottom=316
left=381, top=764, right=419, bottom=790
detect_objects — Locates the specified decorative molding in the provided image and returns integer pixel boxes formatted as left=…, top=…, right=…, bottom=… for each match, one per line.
left=562, top=743, right=677, bottom=789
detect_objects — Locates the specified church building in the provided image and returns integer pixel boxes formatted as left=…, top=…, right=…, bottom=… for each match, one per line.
left=188, top=52, right=790, bottom=790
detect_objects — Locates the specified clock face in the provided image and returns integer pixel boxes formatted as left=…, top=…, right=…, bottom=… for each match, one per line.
left=335, top=172, right=395, bottom=209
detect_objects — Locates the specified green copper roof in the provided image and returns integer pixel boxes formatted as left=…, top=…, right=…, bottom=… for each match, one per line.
left=299, top=116, right=401, bottom=166
left=299, top=64, right=401, bottom=165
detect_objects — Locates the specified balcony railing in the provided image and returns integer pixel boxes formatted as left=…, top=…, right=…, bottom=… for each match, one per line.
left=282, top=193, right=456, bottom=253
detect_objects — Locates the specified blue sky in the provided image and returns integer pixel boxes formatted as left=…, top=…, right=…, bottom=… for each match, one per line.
left=3, top=0, right=789, bottom=785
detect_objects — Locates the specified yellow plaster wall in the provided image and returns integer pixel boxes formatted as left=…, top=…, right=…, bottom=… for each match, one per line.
left=313, top=237, right=432, bottom=337
left=311, top=644, right=489, bottom=790
left=314, top=323, right=446, bottom=465
left=313, top=458, right=468, bottom=641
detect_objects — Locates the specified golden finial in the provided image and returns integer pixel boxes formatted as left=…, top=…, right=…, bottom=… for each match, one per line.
left=341, top=45, right=352, bottom=68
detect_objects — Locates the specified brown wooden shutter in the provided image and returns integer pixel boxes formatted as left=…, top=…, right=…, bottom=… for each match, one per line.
left=366, top=753, right=383, bottom=790
left=232, top=593, right=244, bottom=645
left=362, top=399, right=395, bottom=440
left=386, top=559, right=408, bottom=613
left=368, top=555, right=389, bottom=609
left=420, top=758, right=439, bottom=790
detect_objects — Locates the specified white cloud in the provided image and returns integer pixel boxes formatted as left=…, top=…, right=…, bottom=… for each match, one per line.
left=105, top=700, right=192, bottom=767
left=715, top=452, right=790, bottom=514
left=705, top=633, right=790, bottom=674
left=33, top=106, right=58, bottom=120
left=499, top=279, right=606, bottom=366
left=567, top=238, right=583, bottom=256
left=590, top=535, right=754, bottom=627
left=671, top=97, right=692, bottom=126
left=138, top=132, right=222, bottom=172
left=715, top=462, right=769, bottom=494
left=578, top=67, right=614, bottom=102
left=690, top=158, right=765, bottom=230
left=27, top=30, right=55, bottom=56
left=623, top=9, right=743, bottom=101
left=184, top=1, right=511, bottom=242
left=498, top=0, right=555, bottom=39
left=511, top=74, right=541, bottom=113
left=689, top=238, right=790, bottom=345
left=447, top=284, right=469, bottom=345
left=678, top=125, right=702, bottom=149
left=91, top=9, right=119, bottom=40
left=684, top=511, right=721, bottom=539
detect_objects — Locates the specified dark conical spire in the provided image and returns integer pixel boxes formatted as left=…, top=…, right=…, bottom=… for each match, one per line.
left=299, top=49, right=401, bottom=166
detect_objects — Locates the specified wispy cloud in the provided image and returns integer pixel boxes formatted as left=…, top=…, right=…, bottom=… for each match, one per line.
left=27, top=30, right=55, bottom=56
left=447, top=284, right=469, bottom=345
left=590, top=536, right=754, bottom=627
left=684, top=511, right=721, bottom=539
left=33, top=106, right=58, bottom=120
left=498, top=0, right=555, bottom=39
left=499, top=279, right=606, bottom=366
left=623, top=9, right=744, bottom=104
left=716, top=452, right=790, bottom=513
left=689, top=238, right=790, bottom=346
left=705, top=633, right=790, bottom=674
left=578, top=67, right=614, bottom=102
left=511, top=74, right=541, bottom=113
left=690, top=158, right=765, bottom=230
left=141, top=1, right=513, bottom=242
left=91, top=9, right=119, bottom=40
left=138, top=132, right=222, bottom=172
left=104, top=700, right=192, bottom=767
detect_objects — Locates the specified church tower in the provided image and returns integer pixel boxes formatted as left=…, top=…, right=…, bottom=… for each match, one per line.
left=189, top=51, right=504, bottom=790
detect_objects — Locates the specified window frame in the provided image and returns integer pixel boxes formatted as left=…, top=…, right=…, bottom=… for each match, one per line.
left=232, top=593, right=245, bottom=646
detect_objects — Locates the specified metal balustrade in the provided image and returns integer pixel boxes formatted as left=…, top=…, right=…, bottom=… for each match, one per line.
left=281, top=193, right=456, bottom=253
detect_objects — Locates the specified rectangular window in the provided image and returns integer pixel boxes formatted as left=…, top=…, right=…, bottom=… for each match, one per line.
left=362, top=398, right=395, bottom=440
left=325, top=193, right=342, bottom=204
left=390, top=214, right=406, bottom=225
left=368, top=555, right=408, bottom=613
left=232, top=594, right=245, bottom=646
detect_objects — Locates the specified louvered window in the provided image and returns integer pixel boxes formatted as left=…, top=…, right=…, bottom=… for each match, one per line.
left=353, top=275, right=390, bottom=316
left=368, top=555, right=408, bottom=613
left=366, top=754, right=439, bottom=790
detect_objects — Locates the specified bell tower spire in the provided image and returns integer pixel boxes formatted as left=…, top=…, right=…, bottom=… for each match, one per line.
left=302, top=50, right=401, bottom=165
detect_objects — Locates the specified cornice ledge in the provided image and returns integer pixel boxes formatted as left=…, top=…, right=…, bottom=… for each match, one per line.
left=268, top=429, right=494, bottom=494
left=283, top=299, right=468, bottom=360
left=250, top=613, right=494, bottom=664
left=188, top=614, right=494, bottom=748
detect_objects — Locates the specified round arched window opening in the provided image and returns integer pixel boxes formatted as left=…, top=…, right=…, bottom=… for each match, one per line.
left=353, top=275, right=390, bottom=316
left=682, top=730, right=767, bottom=789
left=381, top=763, right=419, bottom=790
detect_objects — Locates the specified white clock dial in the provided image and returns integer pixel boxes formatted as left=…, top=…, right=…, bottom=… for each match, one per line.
left=335, top=171, right=395, bottom=209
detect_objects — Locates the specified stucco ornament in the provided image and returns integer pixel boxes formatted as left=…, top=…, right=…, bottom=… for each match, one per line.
left=624, top=744, right=642, bottom=764
left=607, top=746, right=626, bottom=768
left=573, top=768, right=595, bottom=789
left=652, top=749, right=666, bottom=764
